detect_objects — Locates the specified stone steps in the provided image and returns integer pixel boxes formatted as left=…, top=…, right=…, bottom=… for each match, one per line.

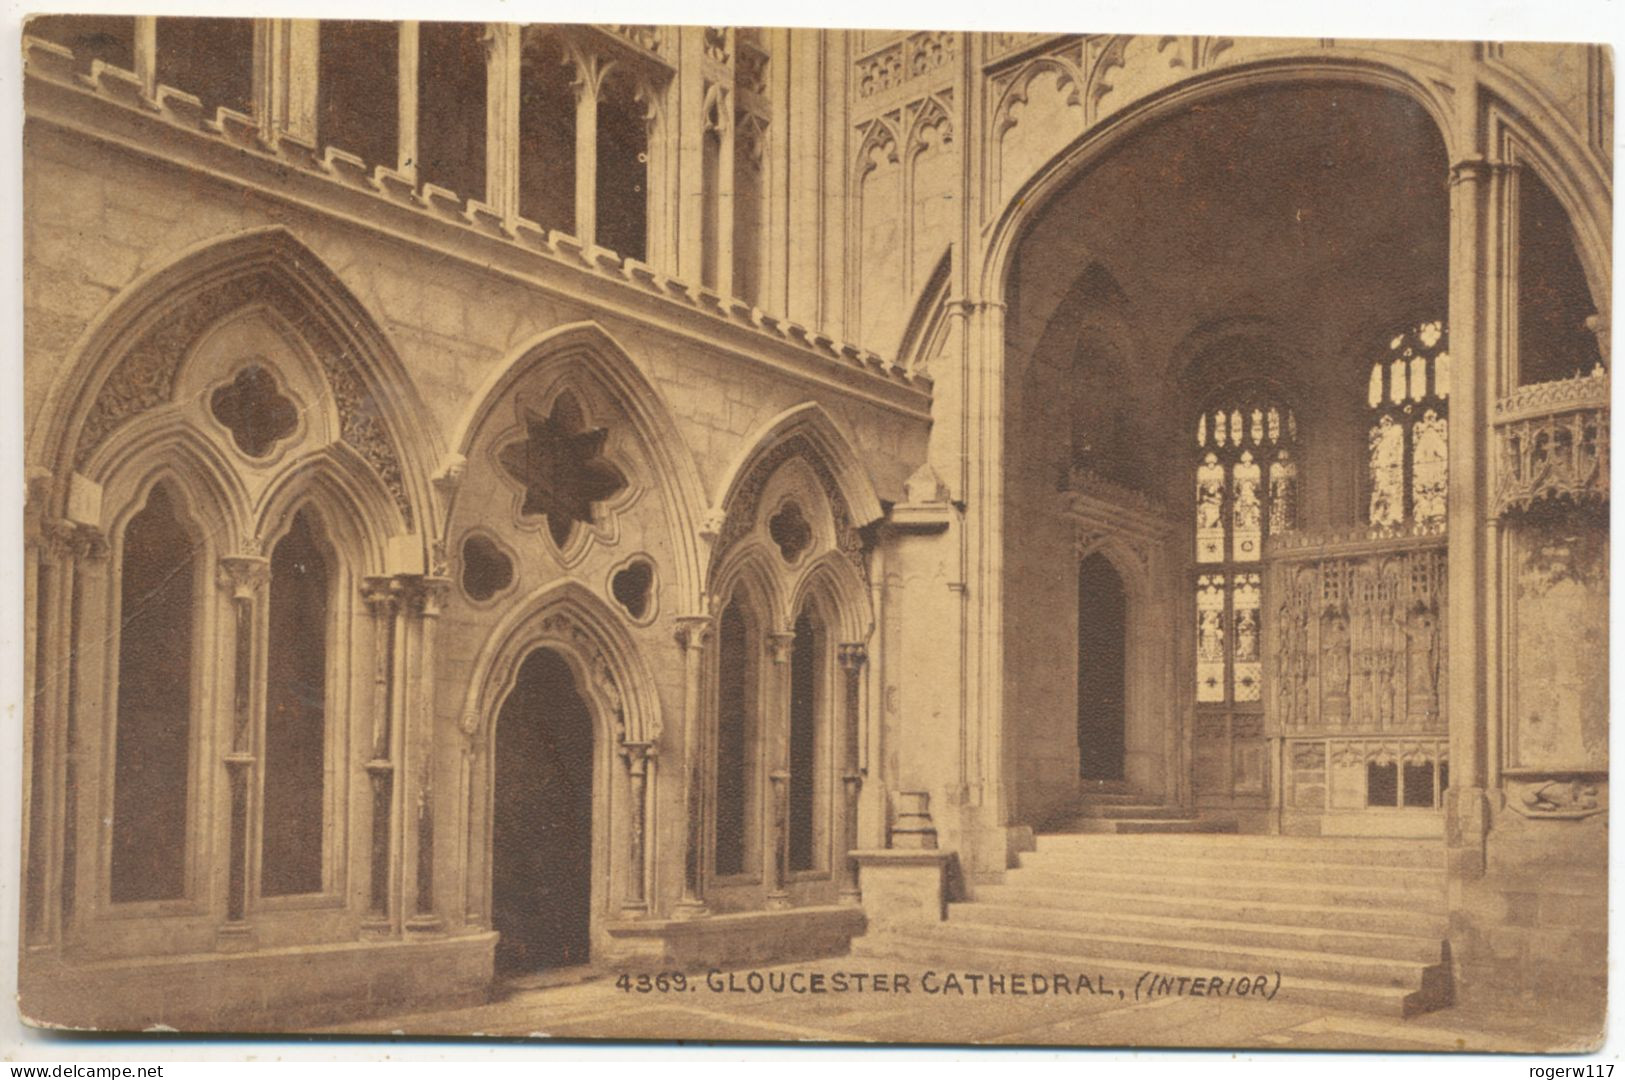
left=853, top=831, right=1452, bottom=1017
left=950, top=902, right=1446, bottom=962
left=1031, top=833, right=1446, bottom=867
left=1011, top=866, right=1448, bottom=911
left=972, top=883, right=1449, bottom=937
left=1016, top=851, right=1446, bottom=888
left=1045, top=817, right=1240, bottom=834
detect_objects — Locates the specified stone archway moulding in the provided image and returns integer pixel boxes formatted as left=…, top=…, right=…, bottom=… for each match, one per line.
left=442, top=320, right=709, bottom=617
left=459, top=578, right=665, bottom=749
left=978, top=53, right=1610, bottom=305
left=707, top=402, right=886, bottom=587
left=29, top=225, right=440, bottom=540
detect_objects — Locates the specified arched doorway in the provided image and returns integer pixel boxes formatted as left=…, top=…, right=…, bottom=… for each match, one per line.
left=491, top=648, right=594, bottom=975
left=1076, top=552, right=1127, bottom=781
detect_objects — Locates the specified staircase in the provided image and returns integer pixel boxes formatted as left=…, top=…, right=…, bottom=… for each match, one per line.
left=1045, top=784, right=1238, bottom=834
left=851, top=832, right=1453, bottom=1017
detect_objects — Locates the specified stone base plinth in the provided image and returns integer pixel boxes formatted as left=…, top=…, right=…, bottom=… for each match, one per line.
left=603, top=906, right=866, bottom=970
left=19, top=931, right=497, bottom=1033
left=852, top=849, right=957, bottom=933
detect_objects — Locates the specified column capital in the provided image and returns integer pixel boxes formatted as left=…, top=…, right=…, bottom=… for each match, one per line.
left=1448, top=155, right=1519, bottom=186
left=361, top=574, right=399, bottom=613
left=674, top=614, right=712, bottom=652
left=837, top=642, right=869, bottom=670
left=618, top=738, right=656, bottom=769
left=391, top=574, right=451, bottom=616
left=40, top=519, right=108, bottom=563
left=217, top=553, right=270, bottom=599
left=766, top=630, right=797, bottom=664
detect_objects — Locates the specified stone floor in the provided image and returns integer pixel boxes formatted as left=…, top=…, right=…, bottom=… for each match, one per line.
left=320, top=955, right=1605, bottom=1053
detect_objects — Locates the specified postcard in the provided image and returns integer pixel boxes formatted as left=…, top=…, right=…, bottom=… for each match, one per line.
left=16, top=15, right=1611, bottom=1052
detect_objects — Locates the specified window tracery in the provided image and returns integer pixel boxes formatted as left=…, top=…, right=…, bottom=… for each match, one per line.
left=1192, top=386, right=1295, bottom=703
left=1366, top=319, right=1450, bottom=532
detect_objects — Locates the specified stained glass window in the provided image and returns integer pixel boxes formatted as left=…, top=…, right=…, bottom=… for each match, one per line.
left=1196, top=575, right=1226, bottom=703
left=1366, top=320, right=1450, bottom=531
left=1233, top=573, right=1262, bottom=702
left=1191, top=384, right=1296, bottom=704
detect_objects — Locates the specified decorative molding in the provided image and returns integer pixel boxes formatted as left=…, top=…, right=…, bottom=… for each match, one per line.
left=22, top=48, right=930, bottom=416
left=984, top=31, right=1059, bottom=66
left=1057, top=469, right=1174, bottom=571
left=72, top=265, right=416, bottom=528
left=710, top=433, right=867, bottom=579
left=1493, top=369, right=1610, bottom=517
left=1268, top=521, right=1447, bottom=559
left=216, top=553, right=271, bottom=598
left=1328, top=737, right=1448, bottom=768
left=1495, top=367, right=1610, bottom=422
left=855, top=30, right=957, bottom=105
left=1155, top=35, right=1235, bottom=72
left=1269, top=546, right=1447, bottom=736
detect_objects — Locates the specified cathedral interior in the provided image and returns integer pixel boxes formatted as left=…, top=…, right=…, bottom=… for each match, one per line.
left=17, top=19, right=1612, bottom=1039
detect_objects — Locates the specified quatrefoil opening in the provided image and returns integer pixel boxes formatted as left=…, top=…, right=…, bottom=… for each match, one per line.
left=210, top=365, right=298, bottom=458
left=768, top=500, right=813, bottom=564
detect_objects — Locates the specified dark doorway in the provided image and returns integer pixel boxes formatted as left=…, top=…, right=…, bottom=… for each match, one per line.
left=491, top=648, right=594, bottom=975
left=1077, top=553, right=1127, bottom=781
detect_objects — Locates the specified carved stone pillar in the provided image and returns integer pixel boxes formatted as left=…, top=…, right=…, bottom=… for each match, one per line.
left=765, top=630, right=796, bottom=909
left=483, top=22, right=521, bottom=227
left=619, top=740, right=654, bottom=916
left=572, top=51, right=602, bottom=248
left=24, top=512, right=105, bottom=949
left=673, top=615, right=711, bottom=918
left=1443, top=154, right=1513, bottom=877
left=395, top=22, right=419, bottom=183
left=837, top=643, right=867, bottom=905
left=405, top=576, right=450, bottom=932
left=217, top=550, right=270, bottom=938
left=361, top=576, right=399, bottom=931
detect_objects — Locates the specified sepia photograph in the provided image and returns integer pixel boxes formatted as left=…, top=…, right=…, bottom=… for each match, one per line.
left=11, top=6, right=1614, bottom=1057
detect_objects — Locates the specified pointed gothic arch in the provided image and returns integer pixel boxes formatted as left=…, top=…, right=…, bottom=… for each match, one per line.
left=446, top=321, right=707, bottom=615
left=708, top=402, right=885, bottom=581
left=29, top=226, right=437, bottom=538
left=458, top=578, right=665, bottom=937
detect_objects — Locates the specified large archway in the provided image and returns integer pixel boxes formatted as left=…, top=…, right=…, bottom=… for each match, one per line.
left=1002, top=83, right=1452, bottom=831
left=491, top=647, right=596, bottom=975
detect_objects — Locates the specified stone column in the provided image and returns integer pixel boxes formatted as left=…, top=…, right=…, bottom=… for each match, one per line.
left=765, top=630, right=796, bottom=909
left=1443, top=154, right=1512, bottom=877
left=396, top=22, right=419, bottom=184
left=675, top=26, right=709, bottom=283
left=23, top=509, right=103, bottom=949
left=256, top=19, right=317, bottom=145
left=217, top=550, right=270, bottom=942
left=837, top=643, right=867, bottom=904
left=619, top=740, right=654, bottom=916
left=712, top=85, right=736, bottom=299
left=572, top=51, right=602, bottom=248
left=483, top=22, right=522, bottom=226
left=361, top=576, right=399, bottom=931
left=673, top=616, right=711, bottom=917
left=406, top=577, right=450, bottom=932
